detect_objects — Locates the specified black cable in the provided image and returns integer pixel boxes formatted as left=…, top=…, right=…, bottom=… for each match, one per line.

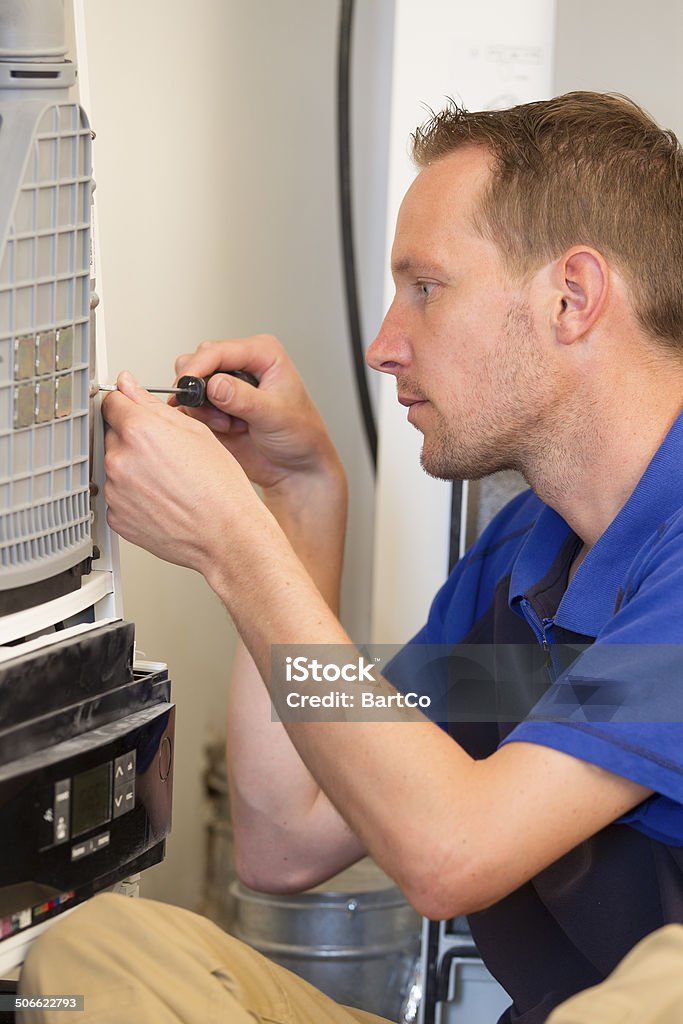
left=449, top=480, right=464, bottom=571
left=337, top=0, right=378, bottom=471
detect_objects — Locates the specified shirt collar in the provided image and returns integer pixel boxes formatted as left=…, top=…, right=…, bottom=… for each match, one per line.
left=509, top=409, right=683, bottom=637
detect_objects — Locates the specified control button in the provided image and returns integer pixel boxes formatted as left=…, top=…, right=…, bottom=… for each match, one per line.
left=71, top=840, right=91, bottom=861
left=54, top=779, right=71, bottom=845
left=94, top=832, right=110, bottom=850
left=113, top=781, right=135, bottom=818
left=55, top=779, right=71, bottom=803
left=114, top=750, right=136, bottom=783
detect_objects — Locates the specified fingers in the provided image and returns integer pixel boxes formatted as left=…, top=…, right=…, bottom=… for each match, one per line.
left=172, top=337, right=301, bottom=434
left=115, top=371, right=166, bottom=406
left=174, top=334, right=285, bottom=381
left=175, top=372, right=283, bottom=438
left=102, top=371, right=176, bottom=431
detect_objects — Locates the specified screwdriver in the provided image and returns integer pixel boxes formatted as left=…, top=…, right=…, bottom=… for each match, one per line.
left=96, top=369, right=259, bottom=407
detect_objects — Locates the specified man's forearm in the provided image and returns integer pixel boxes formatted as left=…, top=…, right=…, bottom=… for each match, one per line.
left=211, top=503, right=473, bottom=906
left=260, top=462, right=348, bottom=612
left=226, top=462, right=364, bottom=890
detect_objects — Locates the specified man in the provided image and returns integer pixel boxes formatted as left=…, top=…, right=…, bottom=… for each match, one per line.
left=19, top=92, right=683, bottom=1022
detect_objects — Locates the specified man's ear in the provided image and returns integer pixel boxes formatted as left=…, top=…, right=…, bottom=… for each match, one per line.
left=552, top=247, right=609, bottom=345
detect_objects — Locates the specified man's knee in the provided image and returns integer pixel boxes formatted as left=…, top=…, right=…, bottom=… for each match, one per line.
left=20, top=893, right=141, bottom=991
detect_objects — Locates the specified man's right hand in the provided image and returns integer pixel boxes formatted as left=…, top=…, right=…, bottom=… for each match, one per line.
left=175, top=338, right=360, bottom=890
left=173, top=334, right=343, bottom=495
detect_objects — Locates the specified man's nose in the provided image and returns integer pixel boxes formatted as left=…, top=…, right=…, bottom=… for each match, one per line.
left=366, top=304, right=410, bottom=376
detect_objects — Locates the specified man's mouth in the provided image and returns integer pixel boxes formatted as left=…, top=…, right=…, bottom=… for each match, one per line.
left=397, top=394, right=427, bottom=408
left=398, top=393, right=429, bottom=428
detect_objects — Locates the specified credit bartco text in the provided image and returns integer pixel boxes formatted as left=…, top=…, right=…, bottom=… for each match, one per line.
left=284, top=691, right=432, bottom=709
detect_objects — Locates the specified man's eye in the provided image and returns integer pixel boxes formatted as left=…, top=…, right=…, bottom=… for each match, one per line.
left=417, top=281, right=437, bottom=298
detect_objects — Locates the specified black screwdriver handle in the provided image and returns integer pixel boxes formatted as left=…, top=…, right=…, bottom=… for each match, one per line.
left=176, top=370, right=259, bottom=408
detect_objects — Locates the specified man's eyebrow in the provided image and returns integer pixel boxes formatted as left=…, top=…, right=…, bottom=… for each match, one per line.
left=391, top=258, right=446, bottom=277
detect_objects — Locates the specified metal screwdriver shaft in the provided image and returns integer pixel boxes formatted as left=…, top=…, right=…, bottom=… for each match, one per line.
left=97, top=384, right=185, bottom=395
left=94, top=369, right=259, bottom=408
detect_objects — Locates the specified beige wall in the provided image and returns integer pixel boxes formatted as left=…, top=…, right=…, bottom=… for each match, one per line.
left=78, top=0, right=393, bottom=909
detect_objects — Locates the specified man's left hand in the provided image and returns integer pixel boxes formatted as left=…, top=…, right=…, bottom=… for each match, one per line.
left=102, top=371, right=266, bottom=575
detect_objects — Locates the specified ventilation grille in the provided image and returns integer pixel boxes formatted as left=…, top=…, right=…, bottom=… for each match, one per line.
left=0, top=102, right=92, bottom=587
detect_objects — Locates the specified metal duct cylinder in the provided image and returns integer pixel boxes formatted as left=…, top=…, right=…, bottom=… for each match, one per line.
left=0, top=0, right=66, bottom=61
left=230, top=869, right=420, bottom=1022
left=202, top=746, right=420, bottom=1019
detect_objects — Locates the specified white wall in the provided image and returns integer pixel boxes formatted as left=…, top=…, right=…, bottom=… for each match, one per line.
left=555, top=0, right=683, bottom=134
left=78, top=0, right=393, bottom=909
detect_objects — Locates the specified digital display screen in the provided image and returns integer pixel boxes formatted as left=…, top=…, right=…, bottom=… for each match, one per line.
left=71, top=763, right=112, bottom=837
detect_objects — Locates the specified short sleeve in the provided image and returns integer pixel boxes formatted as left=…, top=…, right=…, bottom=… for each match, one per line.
left=501, top=515, right=683, bottom=845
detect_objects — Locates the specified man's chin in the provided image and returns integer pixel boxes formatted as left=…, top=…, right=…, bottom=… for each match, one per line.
left=419, top=444, right=507, bottom=482
left=419, top=447, right=464, bottom=482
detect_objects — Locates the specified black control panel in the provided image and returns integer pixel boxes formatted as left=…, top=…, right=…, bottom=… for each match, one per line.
left=43, top=747, right=136, bottom=856
left=0, top=622, right=174, bottom=941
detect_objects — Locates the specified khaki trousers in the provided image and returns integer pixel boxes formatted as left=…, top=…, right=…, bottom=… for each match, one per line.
left=18, top=892, right=683, bottom=1023
left=19, top=893, right=391, bottom=1024
left=547, top=924, right=683, bottom=1024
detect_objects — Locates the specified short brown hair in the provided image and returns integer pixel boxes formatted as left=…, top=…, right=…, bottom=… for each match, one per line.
left=412, top=92, right=683, bottom=350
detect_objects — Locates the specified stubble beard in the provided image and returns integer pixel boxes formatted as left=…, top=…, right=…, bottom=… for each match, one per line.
left=416, top=303, right=559, bottom=483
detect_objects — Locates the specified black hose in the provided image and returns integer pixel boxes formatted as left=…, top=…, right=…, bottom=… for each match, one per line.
left=337, top=0, right=378, bottom=471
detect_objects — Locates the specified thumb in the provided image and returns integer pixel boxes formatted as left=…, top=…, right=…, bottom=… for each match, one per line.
left=205, top=372, right=272, bottom=426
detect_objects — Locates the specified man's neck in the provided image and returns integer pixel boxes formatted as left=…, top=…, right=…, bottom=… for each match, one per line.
left=524, top=376, right=683, bottom=551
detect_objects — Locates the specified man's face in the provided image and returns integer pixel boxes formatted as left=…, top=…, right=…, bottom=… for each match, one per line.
left=366, top=146, right=555, bottom=481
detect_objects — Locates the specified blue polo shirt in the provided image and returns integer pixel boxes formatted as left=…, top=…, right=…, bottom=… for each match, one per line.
left=388, top=409, right=683, bottom=1023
